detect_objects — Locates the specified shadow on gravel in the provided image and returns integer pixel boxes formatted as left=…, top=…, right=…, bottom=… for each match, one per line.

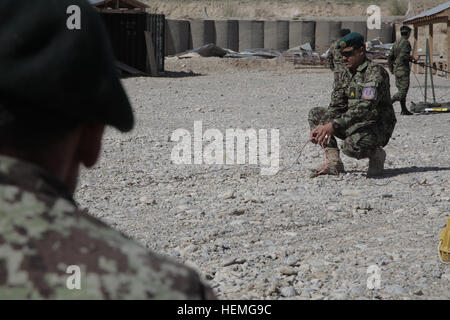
left=158, top=71, right=204, bottom=78
left=371, top=166, right=450, bottom=179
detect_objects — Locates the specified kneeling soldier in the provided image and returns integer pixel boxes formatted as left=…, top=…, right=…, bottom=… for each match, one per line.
left=308, top=32, right=397, bottom=177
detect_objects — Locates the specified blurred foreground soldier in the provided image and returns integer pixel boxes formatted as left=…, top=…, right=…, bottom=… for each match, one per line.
left=387, top=25, right=418, bottom=115
left=0, top=0, right=215, bottom=299
left=327, top=29, right=351, bottom=83
left=308, top=33, right=397, bottom=177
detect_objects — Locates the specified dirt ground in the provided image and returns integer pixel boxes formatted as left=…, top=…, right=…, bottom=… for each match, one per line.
left=77, top=55, right=450, bottom=300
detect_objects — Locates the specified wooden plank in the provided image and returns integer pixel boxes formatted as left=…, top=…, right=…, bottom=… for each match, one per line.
left=408, top=17, right=448, bottom=27
left=116, top=60, right=145, bottom=76
left=144, top=30, right=158, bottom=76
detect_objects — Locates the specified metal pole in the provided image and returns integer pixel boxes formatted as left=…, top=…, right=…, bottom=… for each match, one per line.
left=427, top=39, right=436, bottom=103
left=424, top=40, right=428, bottom=103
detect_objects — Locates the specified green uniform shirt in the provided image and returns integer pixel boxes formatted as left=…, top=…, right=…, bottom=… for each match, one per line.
left=327, top=40, right=346, bottom=73
left=330, top=59, right=397, bottom=146
left=388, top=37, right=413, bottom=73
left=0, top=156, right=215, bottom=299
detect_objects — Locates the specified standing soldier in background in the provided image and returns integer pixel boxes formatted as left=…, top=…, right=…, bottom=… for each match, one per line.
left=388, top=25, right=418, bottom=116
left=327, top=29, right=351, bottom=83
left=0, top=0, right=215, bottom=299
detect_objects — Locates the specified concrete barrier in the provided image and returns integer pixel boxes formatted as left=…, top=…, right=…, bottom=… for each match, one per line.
left=315, top=21, right=342, bottom=53
left=289, top=21, right=316, bottom=50
left=239, top=20, right=264, bottom=51
left=165, top=20, right=191, bottom=55
left=215, top=20, right=239, bottom=51
left=190, top=20, right=216, bottom=49
left=264, top=20, right=289, bottom=51
left=367, top=22, right=395, bottom=43
left=341, top=21, right=368, bottom=41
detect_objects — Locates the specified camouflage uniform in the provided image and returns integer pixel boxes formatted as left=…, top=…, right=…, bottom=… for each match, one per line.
left=308, top=58, right=396, bottom=159
left=0, top=156, right=216, bottom=299
left=327, top=40, right=347, bottom=83
left=388, top=37, right=413, bottom=102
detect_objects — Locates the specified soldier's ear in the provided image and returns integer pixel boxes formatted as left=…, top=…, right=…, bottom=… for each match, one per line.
left=77, top=124, right=105, bottom=168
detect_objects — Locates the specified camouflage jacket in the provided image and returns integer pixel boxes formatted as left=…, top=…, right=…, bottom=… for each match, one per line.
left=330, top=59, right=397, bottom=146
left=326, top=40, right=346, bottom=73
left=387, top=37, right=413, bottom=73
left=0, top=155, right=215, bottom=299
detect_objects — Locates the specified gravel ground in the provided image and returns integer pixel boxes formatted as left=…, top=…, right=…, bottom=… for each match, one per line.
left=76, top=57, right=450, bottom=300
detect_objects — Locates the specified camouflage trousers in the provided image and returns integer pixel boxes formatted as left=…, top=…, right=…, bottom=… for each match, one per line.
left=391, top=70, right=410, bottom=102
left=308, top=107, right=379, bottom=159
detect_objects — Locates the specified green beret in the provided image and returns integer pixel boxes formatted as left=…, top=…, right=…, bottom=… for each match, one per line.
left=0, top=0, right=134, bottom=132
left=336, top=32, right=365, bottom=49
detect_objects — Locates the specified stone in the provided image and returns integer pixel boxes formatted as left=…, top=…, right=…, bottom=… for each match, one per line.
left=384, top=284, right=406, bottom=295
left=279, top=266, right=298, bottom=276
left=280, top=286, right=297, bottom=298
left=220, top=190, right=236, bottom=200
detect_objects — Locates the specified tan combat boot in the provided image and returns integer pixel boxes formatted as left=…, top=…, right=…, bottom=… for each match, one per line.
left=367, top=147, right=386, bottom=177
left=310, top=147, right=345, bottom=177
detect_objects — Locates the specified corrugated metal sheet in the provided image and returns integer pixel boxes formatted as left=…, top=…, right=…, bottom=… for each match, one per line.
left=404, top=1, right=450, bottom=23
left=89, top=0, right=106, bottom=5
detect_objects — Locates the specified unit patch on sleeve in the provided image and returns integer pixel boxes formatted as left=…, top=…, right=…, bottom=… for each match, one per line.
left=362, top=87, right=376, bottom=100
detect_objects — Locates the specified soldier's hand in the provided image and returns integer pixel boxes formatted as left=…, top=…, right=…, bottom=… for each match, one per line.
left=310, top=123, right=334, bottom=145
left=309, top=128, right=319, bottom=144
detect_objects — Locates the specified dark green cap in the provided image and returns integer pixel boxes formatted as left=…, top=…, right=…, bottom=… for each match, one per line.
left=336, top=32, right=365, bottom=50
left=400, top=25, right=412, bottom=33
left=0, top=0, right=134, bottom=132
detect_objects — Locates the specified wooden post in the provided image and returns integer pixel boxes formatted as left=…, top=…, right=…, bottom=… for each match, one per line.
left=414, top=25, right=418, bottom=73
left=429, top=23, right=433, bottom=68
left=448, top=20, right=450, bottom=79
left=144, top=31, right=158, bottom=77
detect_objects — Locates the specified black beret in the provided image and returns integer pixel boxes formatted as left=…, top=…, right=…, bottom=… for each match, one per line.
left=0, top=0, right=134, bottom=132
left=400, top=25, right=412, bottom=33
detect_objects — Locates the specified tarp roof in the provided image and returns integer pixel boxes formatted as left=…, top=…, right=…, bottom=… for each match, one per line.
left=404, top=1, right=450, bottom=23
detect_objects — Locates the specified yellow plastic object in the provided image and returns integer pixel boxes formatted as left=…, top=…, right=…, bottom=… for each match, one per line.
left=439, top=218, right=450, bottom=263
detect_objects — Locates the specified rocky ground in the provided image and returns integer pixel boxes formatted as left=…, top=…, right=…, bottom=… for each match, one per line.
left=76, top=57, right=450, bottom=300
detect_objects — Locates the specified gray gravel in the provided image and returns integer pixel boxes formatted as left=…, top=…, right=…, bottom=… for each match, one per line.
left=76, top=58, right=450, bottom=300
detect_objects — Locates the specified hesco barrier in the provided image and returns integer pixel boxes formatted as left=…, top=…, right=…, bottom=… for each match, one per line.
left=165, top=20, right=191, bottom=56
left=239, top=20, right=264, bottom=51
left=164, top=19, right=398, bottom=56
left=264, top=21, right=289, bottom=51
left=289, top=21, right=316, bottom=50
left=215, top=20, right=239, bottom=51
left=315, top=21, right=342, bottom=53
left=341, top=21, right=368, bottom=41
left=190, top=20, right=216, bottom=49
left=100, top=12, right=165, bottom=74
left=367, top=22, right=395, bottom=44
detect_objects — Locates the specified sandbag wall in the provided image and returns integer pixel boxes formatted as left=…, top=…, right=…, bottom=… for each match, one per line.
left=165, top=19, right=396, bottom=56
